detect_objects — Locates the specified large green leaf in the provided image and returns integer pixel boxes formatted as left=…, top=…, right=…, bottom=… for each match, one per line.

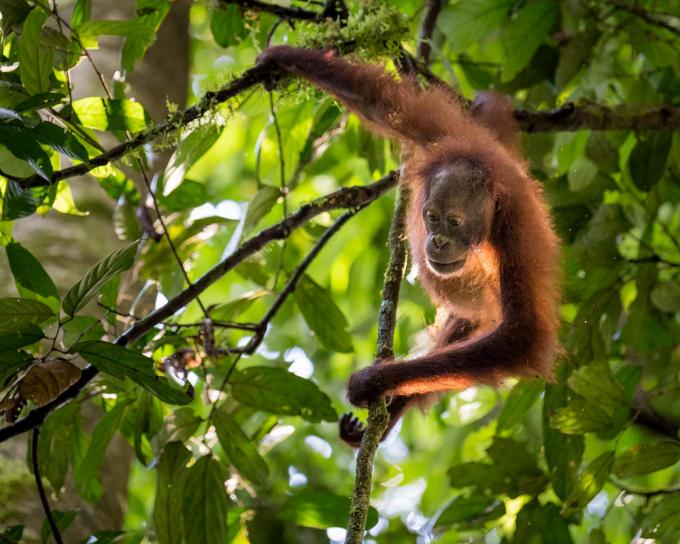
left=210, top=5, right=248, bottom=48
left=629, top=132, right=671, bottom=191
left=76, top=19, right=155, bottom=48
left=74, top=401, right=128, bottom=502
left=550, top=399, right=614, bottom=434
left=0, top=298, right=53, bottom=333
left=293, top=275, right=353, bottom=353
left=230, top=366, right=336, bottom=422
left=613, top=442, right=680, bottom=478
left=213, top=410, right=269, bottom=487
left=641, top=494, right=680, bottom=542
left=436, top=494, right=505, bottom=528
left=503, top=0, right=557, bottom=81
left=18, top=9, right=53, bottom=95
left=277, top=491, right=378, bottom=530
left=563, top=451, right=614, bottom=514
left=62, top=241, right=138, bottom=316
left=72, top=341, right=190, bottom=405
left=0, top=324, right=43, bottom=351
left=514, top=500, right=572, bottom=544
left=650, top=281, right=680, bottom=313
left=243, top=186, right=280, bottom=232
left=567, top=362, right=625, bottom=417
left=0, top=124, right=52, bottom=181
left=31, top=122, right=88, bottom=162
left=5, top=241, right=59, bottom=312
left=181, top=456, right=229, bottom=544
left=71, top=98, right=151, bottom=133
left=437, top=0, right=512, bottom=53
left=496, top=379, right=544, bottom=431
left=153, top=442, right=190, bottom=544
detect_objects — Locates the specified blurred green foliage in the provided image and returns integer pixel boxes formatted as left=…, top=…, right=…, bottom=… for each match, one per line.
left=1, top=0, right=680, bottom=542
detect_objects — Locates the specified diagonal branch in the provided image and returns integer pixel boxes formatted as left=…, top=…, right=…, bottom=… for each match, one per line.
left=0, top=172, right=398, bottom=444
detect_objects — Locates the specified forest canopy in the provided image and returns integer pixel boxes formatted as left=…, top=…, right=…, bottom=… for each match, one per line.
left=1, top=0, right=680, bottom=543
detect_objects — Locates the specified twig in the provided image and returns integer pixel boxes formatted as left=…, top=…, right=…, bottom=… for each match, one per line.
left=0, top=172, right=397, bottom=444
left=32, top=428, right=64, bottom=544
left=416, top=0, right=444, bottom=64
left=608, top=0, right=680, bottom=38
left=208, top=205, right=366, bottom=421
left=345, top=185, right=410, bottom=544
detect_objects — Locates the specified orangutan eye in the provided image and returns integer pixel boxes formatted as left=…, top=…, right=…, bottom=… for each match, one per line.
left=425, top=211, right=439, bottom=224
left=449, top=216, right=462, bottom=227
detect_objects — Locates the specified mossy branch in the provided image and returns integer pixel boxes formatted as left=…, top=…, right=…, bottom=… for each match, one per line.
left=345, top=185, right=410, bottom=544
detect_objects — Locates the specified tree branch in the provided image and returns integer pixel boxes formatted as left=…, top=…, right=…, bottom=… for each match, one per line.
left=0, top=172, right=398, bottom=444
left=219, top=0, right=321, bottom=21
left=32, top=428, right=64, bottom=544
left=345, top=185, right=410, bottom=544
left=608, top=0, right=680, bottom=38
left=515, top=102, right=680, bottom=133
left=12, top=66, right=680, bottom=190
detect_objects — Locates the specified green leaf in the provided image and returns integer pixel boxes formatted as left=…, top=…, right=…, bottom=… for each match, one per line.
left=567, top=362, right=625, bottom=417
left=213, top=410, right=269, bottom=487
left=71, top=98, right=151, bottom=133
left=543, top=383, right=584, bottom=500
left=1, top=180, right=37, bottom=220
left=76, top=19, right=155, bottom=49
left=243, top=186, right=280, bottom=232
left=18, top=9, right=53, bottom=95
left=31, top=122, right=88, bottom=162
left=153, top=442, right=190, bottom=544
left=38, top=403, right=80, bottom=495
left=5, top=241, right=59, bottom=312
left=614, top=442, right=680, bottom=478
left=651, top=281, right=680, bottom=313
left=72, top=341, right=190, bottom=404
left=159, top=180, right=208, bottom=212
left=437, top=0, right=512, bottom=53
left=154, top=407, right=202, bottom=446
left=0, top=298, right=53, bottom=333
left=629, top=132, right=671, bottom=191
left=120, top=2, right=169, bottom=71
left=555, top=25, right=600, bottom=89
left=230, top=366, right=337, bottom=422
left=563, top=451, right=614, bottom=514
left=210, top=5, right=248, bottom=48
left=293, top=275, right=353, bottom=353
left=0, top=323, right=43, bottom=351
left=503, top=0, right=557, bottom=81
left=74, top=401, right=128, bottom=501
left=1, top=0, right=31, bottom=35
left=641, top=494, right=680, bottom=542
left=277, top=491, right=378, bottom=530
left=514, top=500, right=572, bottom=544
left=181, top=456, right=229, bottom=544
left=0, top=350, right=33, bottom=387
left=70, top=0, right=91, bottom=27
left=62, top=241, right=138, bottom=316
left=0, top=124, right=53, bottom=181
left=436, top=494, right=504, bottom=528
left=40, top=510, right=76, bottom=544
left=496, top=379, right=544, bottom=431
left=163, top=124, right=222, bottom=194
left=550, top=399, right=614, bottom=434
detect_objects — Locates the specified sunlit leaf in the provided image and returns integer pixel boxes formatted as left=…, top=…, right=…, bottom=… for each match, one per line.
left=230, top=366, right=337, bottom=422
left=213, top=410, right=269, bottom=487
left=18, top=9, right=53, bottom=95
left=294, top=275, right=353, bottom=353
left=614, top=442, right=680, bottom=478
left=63, top=241, right=138, bottom=316
left=181, top=455, right=229, bottom=544
left=71, top=98, right=151, bottom=133
left=278, top=491, right=378, bottom=530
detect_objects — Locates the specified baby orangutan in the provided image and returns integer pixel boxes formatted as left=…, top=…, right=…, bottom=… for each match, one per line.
left=257, top=47, right=560, bottom=446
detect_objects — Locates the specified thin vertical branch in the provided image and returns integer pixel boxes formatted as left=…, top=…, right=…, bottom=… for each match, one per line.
left=32, top=428, right=64, bottom=544
left=345, top=184, right=409, bottom=544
